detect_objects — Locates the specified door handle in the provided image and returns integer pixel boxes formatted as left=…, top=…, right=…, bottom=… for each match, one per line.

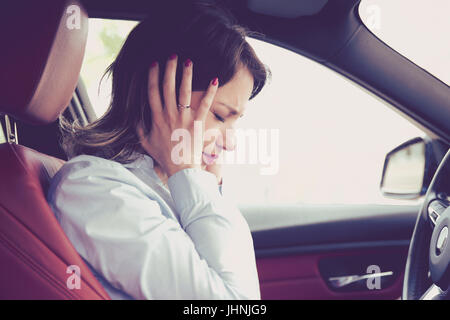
left=328, top=271, right=394, bottom=288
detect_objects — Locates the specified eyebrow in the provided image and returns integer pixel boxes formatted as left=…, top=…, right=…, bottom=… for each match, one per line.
left=216, top=101, right=239, bottom=116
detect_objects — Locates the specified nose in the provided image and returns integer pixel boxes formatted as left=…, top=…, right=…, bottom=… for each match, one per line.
left=216, top=128, right=236, bottom=152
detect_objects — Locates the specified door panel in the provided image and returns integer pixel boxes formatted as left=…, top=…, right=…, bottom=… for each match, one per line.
left=256, top=247, right=407, bottom=299
left=242, top=204, right=419, bottom=299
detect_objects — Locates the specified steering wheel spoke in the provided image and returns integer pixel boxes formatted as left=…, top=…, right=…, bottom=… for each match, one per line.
left=428, top=200, right=448, bottom=227
left=421, top=284, right=450, bottom=300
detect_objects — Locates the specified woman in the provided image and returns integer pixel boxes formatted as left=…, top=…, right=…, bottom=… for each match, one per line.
left=48, top=1, right=270, bottom=300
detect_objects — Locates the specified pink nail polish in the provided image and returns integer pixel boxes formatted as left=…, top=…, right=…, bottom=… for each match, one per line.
left=184, top=59, right=192, bottom=67
left=212, top=77, right=218, bottom=86
left=150, top=61, right=158, bottom=68
left=169, top=53, right=177, bottom=60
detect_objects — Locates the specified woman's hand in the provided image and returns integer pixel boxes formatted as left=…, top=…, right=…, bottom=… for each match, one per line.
left=205, top=152, right=224, bottom=185
left=137, top=55, right=218, bottom=177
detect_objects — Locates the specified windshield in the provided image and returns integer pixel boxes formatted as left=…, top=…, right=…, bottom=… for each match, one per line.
left=359, top=0, right=450, bottom=85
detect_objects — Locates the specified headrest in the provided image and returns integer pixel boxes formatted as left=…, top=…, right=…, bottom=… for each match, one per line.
left=0, top=0, right=88, bottom=124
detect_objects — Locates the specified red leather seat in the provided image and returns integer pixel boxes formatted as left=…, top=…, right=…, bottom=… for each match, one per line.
left=0, top=0, right=110, bottom=299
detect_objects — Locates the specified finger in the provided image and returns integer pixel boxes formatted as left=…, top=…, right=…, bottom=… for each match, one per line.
left=195, top=77, right=218, bottom=121
left=179, top=59, right=192, bottom=106
left=163, top=53, right=178, bottom=119
left=147, top=61, right=163, bottom=120
left=179, top=58, right=193, bottom=122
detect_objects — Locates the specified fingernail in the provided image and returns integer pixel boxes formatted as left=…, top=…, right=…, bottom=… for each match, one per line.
left=169, top=53, right=177, bottom=60
left=184, top=58, right=192, bottom=67
left=150, top=61, right=158, bottom=68
left=212, top=77, right=218, bottom=86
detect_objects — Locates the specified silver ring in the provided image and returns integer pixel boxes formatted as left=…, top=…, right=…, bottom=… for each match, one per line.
left=177, top=103, right=190, bottom=111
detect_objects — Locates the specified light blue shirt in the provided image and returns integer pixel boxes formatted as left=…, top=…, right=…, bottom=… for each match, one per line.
left=47, top=152, right=260, bottom=300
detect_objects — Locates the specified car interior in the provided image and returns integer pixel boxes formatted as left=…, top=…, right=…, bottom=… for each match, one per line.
left=0, top=0, right=449, bottom=300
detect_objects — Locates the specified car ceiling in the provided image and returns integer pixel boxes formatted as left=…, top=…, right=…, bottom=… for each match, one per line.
left=81, top=0, right=356, bottom=62
left=80, top=0, right=450, bottom=143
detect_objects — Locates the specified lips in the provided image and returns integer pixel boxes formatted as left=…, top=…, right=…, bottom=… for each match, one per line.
left=202, top=152, right=219, bottom=164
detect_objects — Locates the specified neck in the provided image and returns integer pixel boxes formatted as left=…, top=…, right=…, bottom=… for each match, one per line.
left=153, top=163, right=169, bottom=186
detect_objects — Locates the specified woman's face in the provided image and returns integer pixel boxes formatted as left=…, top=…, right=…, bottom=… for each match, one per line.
left=190, top=66, right=254, bottom=168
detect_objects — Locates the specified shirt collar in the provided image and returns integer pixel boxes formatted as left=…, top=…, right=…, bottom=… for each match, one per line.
left=123, top=151, right=155, bottom=170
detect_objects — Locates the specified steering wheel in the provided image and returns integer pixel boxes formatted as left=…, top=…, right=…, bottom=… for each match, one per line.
left=403, top=148, right=450, bottom=300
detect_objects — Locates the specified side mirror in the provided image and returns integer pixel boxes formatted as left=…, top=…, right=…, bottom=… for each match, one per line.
left=380, top=137, right=436, bottom=199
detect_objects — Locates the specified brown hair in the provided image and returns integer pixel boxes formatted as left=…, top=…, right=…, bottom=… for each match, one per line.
left=59, top=0, right=271, bottom=164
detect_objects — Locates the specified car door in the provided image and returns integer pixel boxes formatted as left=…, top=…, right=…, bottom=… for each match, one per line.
left=234, top=0, right=450, bottom=299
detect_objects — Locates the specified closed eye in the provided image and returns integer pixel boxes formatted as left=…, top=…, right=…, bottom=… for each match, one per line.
left=213, top=112, right=226, bottom=123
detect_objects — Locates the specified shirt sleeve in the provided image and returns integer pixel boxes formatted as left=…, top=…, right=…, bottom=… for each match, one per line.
left=47, top=157, right=260, bottom=300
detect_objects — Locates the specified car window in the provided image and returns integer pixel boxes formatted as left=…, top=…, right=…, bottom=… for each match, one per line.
left=80, top=19, right=138, bottom=118
left=359, top=0, right=450, bottom=85
left=81, top=19, right=425, bottom=206
left=224, top=38, right=424, bottom=206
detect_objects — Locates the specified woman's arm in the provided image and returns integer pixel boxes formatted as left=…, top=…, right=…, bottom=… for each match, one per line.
left=48, top=156, right=260, bottom=300
left=167, top=167, right=259, bottom=298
